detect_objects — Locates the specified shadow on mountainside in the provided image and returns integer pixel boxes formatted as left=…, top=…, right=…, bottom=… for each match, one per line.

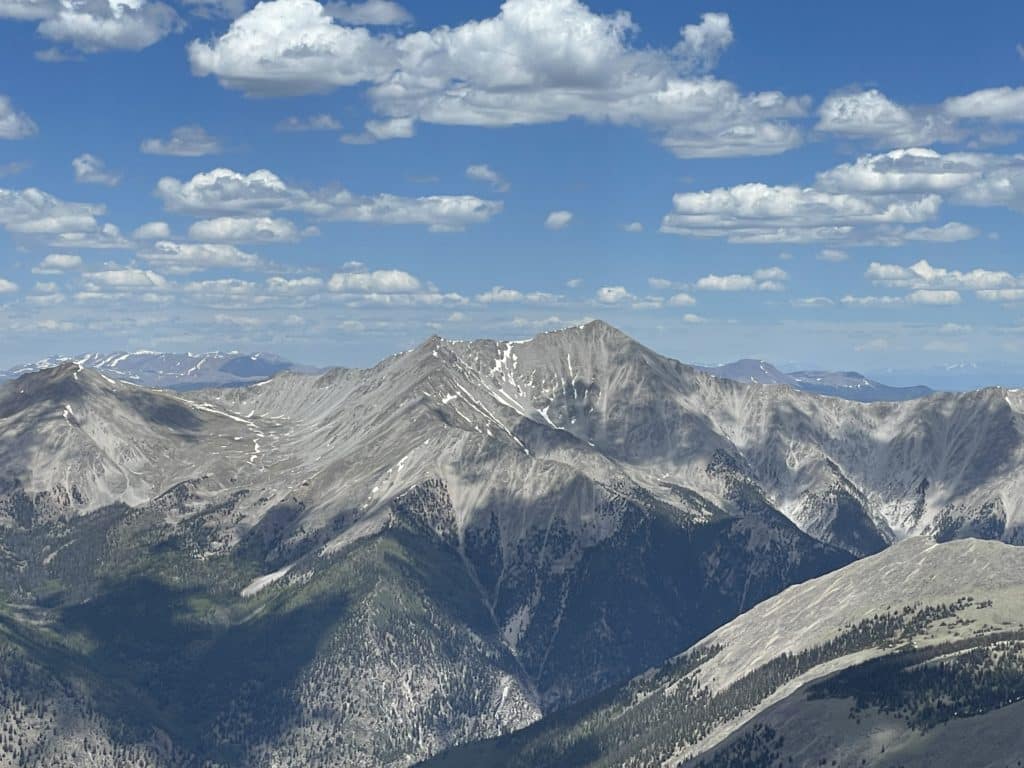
left=32, top=575, right=349, bottom=764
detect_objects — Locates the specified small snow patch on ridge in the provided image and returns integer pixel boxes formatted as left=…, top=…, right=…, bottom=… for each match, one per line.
left=241, top=564, right=294, bottom=597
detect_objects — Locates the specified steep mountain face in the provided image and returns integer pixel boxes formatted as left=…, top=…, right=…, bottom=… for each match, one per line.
left=0, top=323, right=851, bottom=767
left=424, top=537, right=1024, bottom=768
left=700, top=359, right=933, bottom=402
left=0, top=363, right=257, bottom=514
left=0, top=321, right=1022, bottom=766
left=0, top=351, right=303, bottom=390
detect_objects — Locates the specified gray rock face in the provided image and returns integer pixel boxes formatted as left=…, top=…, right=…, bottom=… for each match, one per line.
left=3, top=320, right=1022, bottom=595
left=0, top=320, right=1021, bottom=766
left=0, top=362, right=257, bottom=515
left=425, top=537, right=1024, bottom=768
left=0, top=322, right=851, bottom=767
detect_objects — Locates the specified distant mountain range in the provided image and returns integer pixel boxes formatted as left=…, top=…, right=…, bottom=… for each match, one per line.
left=3, top=350, right=935, bottom=402
left=697, top=358, right=934, bottom=402
left=0, top=321, right=1022, bottom=766
left=0, top=351, right=313, bottom=390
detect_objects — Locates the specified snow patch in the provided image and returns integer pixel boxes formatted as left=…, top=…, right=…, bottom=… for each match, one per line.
left=241, top=564, right=295, bottom=597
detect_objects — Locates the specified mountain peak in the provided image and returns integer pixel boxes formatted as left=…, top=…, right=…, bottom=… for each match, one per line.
left=518, top=319, right=637, bottom=352
left=576, top=318, right=630, bottom=339
left=47, top=361, right=83, bottom=379
left=5, top=361, right=106, bottom=401
left=415, top=320, right=640, bottom=366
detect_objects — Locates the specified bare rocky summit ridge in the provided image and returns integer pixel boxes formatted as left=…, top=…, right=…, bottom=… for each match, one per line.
left=176, top=318, right=1019, bottom=556
left=4, top=321, right=1015, bottom=554
left=0, top=320, right=1021, bottom=766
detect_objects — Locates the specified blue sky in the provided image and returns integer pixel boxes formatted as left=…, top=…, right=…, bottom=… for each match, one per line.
left=1, top=0, right=1023, bottom=385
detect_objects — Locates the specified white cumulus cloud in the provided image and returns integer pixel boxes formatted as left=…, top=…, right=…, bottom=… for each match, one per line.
left=132, top=221, right=171, bottom=239
left=668, top=292, right=696, bottom=306
left=138, top=240, right=263, bottom=273
left=187, top=0, right=807, bottom=159
left=156, top=167, right=502, bottom=231
left=816, top=85, right=1024, bottom=148
left=324, top=0, right=411, bottom=26
left=188, top=216, right=299, bottom=242
left=674, top=12, right=733, bottom=71
left=34, top=253, right=82, bottom=273
left=943, top=86, right=1024, bottom=123
left=0, top=185, right=114, bottom=243
left=16, top=0, right=184, bottom=54
left=0, top=95, right=37, bottom=139
left=545, top=210, right=573, bottom=230
left=266, top=276, right=324, bottom=293
left=466, top=164, right=509, bottom=191
left=817, top=248, right=848, bottom=262
left=476, top=285, right=558, bottom=304
left=275, top=114, right=341, bottom=132
left=816, top=89, right=957, bottom=146
left=595, top=285, right=631, bottom=303
left=907, top=289, right=961, bottom=305
left=696, top=267, right=787, bottom=291
left=141, top=125, right=221, bottom=157
left=662, top=182, right=942, bottom=244
left=85, top=267, right=169, bottom=289
left=72, top=153, right=120, bottom=185
left=328, top=268, right=420, bottom=293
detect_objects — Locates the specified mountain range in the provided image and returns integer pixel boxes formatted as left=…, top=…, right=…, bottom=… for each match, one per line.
left=697, top=358, right=934, bottom=402
left=0, top=351, right=308, bottom=390
left=0, top=321, right=1021, bottom=766
left=1, top=350, right=934, bottom=403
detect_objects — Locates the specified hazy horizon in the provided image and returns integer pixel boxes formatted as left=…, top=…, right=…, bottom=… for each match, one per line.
left=3, top=319, right=1023, bottom=392
left=2, top=1, right=1023, bottom=385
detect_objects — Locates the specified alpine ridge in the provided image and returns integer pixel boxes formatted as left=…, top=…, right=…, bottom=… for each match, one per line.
left=697, top=358, right=933, bottom=402
left=0, top=351, right=305, bottom=390
left=424, top=537, right=1024, bottom=767
left=0, top=320, right=1020, bottom=766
